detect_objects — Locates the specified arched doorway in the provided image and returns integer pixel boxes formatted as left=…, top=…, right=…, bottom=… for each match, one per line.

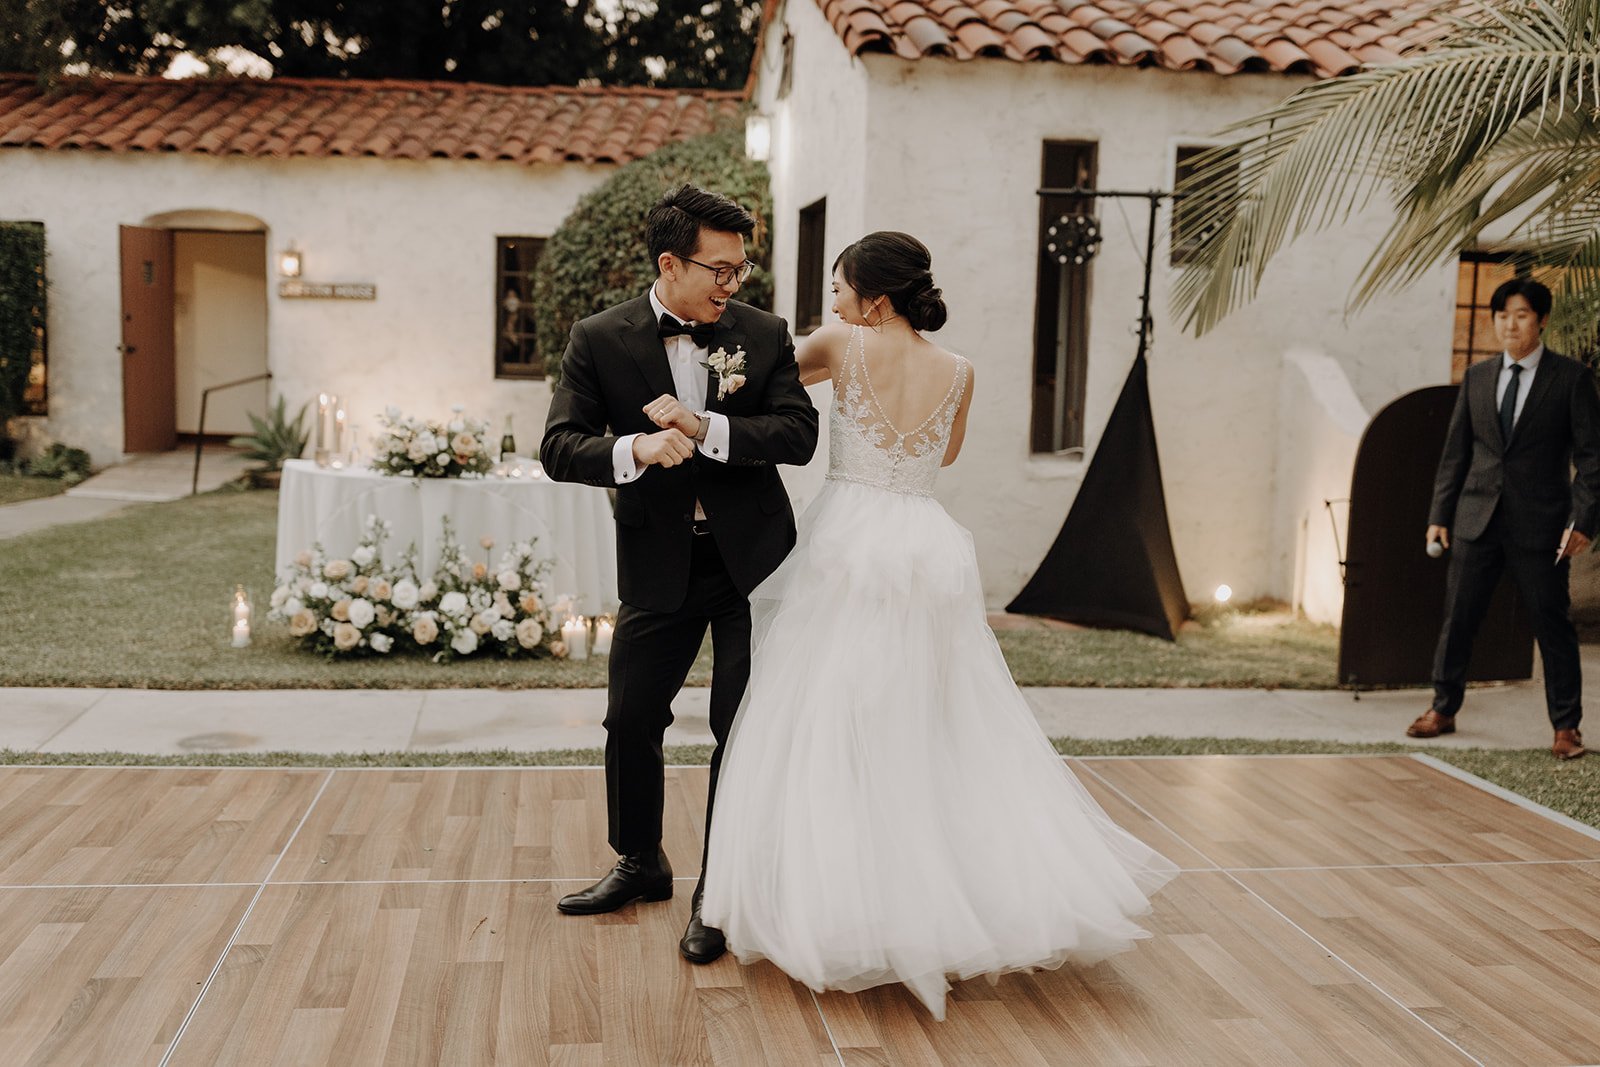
left=120, top=210, right=269, bottom=452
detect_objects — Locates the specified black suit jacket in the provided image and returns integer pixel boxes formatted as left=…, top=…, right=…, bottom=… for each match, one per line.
left=540, top=294, right=819, bottom=613
left=1429, top=350, right=1600, bottom=549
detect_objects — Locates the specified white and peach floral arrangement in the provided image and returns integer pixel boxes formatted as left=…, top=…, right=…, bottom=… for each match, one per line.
left=269, top=514, right=579, bottom=660
left=372, top=406, right=493, bottom=479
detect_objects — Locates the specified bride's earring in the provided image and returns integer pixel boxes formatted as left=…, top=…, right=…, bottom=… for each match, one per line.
left=866, top=301, right=885, bottom=332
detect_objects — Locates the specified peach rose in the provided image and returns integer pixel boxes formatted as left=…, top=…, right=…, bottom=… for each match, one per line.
left=519, top=592, right=542, bottom=615
left=350, top=575, right=369, bottom=595
left=470, top=612, right=493, bottom=635
left=455, top=433, right=479, bottom=455
left=323, top=559, right=352, bottom=580
left=295, top=550, right=313, bottom=568
left=372, top=579, right=393, bottom=602
left=412, top=615, right=439, bottom=645
left=493, top=591, right=514, bottom=617
left=331, top=599, right=351, bottom=622
left=472, top=562, right=488, bottom=580
left=515, top=618, right=544, bottom=649
left=288, top=609, right=318, bottom=637
left=480, top=535, right=495, bottom=550
left=333, top=622, right=362, bottom=651
left=549, top=639, right=568, bottom=659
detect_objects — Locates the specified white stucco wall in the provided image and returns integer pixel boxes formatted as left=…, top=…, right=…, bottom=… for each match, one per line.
left=1, top=149, right=613, bottom=463
left=760, top=38, right=1456, bottom=609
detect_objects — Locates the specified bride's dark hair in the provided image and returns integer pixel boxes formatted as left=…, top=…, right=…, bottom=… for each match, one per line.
left=833, top=232, right=947, bottom=332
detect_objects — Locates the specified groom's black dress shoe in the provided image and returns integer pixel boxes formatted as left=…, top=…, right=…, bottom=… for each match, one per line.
left=557, top=849, right=673, bottom=915
left=679, top=887, right=726, bottom=964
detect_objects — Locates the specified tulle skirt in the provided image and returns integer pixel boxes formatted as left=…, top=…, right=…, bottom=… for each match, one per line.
left=700, top=478, right=1178, bottom=1020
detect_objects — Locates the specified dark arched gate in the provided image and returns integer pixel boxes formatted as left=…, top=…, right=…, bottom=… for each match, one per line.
left=1337, top=386, right=1533, bottom=687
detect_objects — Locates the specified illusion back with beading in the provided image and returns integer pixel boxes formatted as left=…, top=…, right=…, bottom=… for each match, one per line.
left=828, top=325, right=969, bottom=498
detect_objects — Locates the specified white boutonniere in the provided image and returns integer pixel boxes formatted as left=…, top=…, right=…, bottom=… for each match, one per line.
left=702, top=346, right=748, bottom=401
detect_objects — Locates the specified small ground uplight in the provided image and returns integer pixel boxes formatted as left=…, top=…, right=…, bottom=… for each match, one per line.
left=1214, top=584, right=1233, bottom=604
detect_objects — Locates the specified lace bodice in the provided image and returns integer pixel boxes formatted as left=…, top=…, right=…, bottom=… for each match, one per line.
left=828, top=325, right=969, bottom=497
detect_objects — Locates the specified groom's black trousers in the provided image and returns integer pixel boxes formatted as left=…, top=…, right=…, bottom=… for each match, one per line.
left=605, top=531, right=751, bottom=867
left=1431, top=509, right=1583, bottom=730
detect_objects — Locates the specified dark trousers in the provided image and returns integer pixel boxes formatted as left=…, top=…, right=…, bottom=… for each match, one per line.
left=604, top=532, right=751, bottom=879
left=1431, top=510, right=1583, bottom=730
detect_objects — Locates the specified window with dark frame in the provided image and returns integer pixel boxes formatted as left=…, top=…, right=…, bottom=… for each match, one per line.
left=795, top=197, right=827, bottom=334
left=495, top=236, right=547, bottom=379
left=1032, top=142, right=1096, bottom=454
left=1171, top=144, right=1237, bottom=267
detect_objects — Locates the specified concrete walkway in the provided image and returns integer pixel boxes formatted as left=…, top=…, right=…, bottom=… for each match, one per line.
left=2, top=654, right=1584, bottom=756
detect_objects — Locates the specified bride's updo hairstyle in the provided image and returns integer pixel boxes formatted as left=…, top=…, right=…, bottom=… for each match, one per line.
left=833, top=231, right=948, bottom=332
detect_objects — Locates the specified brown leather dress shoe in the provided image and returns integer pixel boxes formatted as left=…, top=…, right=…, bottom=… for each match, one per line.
left=1552, top=729, right=1586, bottom=760
left=1406, top=709, right=1456, bottom=738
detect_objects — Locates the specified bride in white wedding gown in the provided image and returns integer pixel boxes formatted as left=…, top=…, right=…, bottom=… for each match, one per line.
left=700, top=232, right=1177, bottom=1020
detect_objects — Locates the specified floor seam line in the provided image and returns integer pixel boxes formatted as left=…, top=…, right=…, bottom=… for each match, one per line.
left=808, top=989, right=848, bottom=1066
left=156, top=767, right=337, bottom=1067
left=1073, top=758, right=1487, bottom=1067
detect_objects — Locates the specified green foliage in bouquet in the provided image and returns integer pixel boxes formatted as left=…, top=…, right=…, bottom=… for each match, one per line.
left=230, top=395, right=310, bottom=470
left=23, top=442, right=90, bottom=484
left=531, top=126, right=772, bottom=381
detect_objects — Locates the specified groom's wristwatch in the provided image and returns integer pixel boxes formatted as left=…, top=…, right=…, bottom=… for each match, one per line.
left=693, top=413, right=710, bottom=444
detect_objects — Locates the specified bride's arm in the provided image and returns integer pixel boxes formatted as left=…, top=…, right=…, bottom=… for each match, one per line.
left=796, top=322, right=848, bottom=386
left=941, top=363, right=975, bottom=466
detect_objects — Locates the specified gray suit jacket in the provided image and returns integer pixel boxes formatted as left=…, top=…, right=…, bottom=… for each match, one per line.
left=1429, top=350, right=1600, bottom=548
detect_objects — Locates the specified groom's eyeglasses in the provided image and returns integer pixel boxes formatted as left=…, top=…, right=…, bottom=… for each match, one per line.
left=677, top=255, right=756, bottom=287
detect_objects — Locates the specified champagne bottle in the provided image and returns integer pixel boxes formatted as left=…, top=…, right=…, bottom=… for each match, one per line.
left=500, top=414, right=516, bottom=459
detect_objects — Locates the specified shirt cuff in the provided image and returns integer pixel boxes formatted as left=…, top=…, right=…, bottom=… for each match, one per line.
left=698, top=413, right=730, bottom=463
left=613, top=434, right=642, bottom=484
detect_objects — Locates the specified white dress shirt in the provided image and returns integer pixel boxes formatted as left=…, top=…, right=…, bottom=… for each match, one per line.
left=1496, top=344, right=1544, bottom=428
left=611, top=286, right=732, bottom=510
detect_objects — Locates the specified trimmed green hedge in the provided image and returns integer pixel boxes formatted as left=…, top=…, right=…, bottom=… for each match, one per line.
left=0, top=222, right=46, bottom=427
left=531, top=126, right=771, bottom=379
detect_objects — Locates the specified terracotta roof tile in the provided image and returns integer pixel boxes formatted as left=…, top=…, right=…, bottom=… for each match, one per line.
left=814, top=0, right=1436, bottom=73
left=0, top=75, right=745, bottom=165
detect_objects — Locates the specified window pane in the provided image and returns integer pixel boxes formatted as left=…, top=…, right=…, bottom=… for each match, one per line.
left=496, top=236, right=546, bottom=380
left=795, top=198, right=826, bottom=333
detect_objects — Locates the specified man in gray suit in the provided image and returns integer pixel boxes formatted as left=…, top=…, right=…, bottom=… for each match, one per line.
left=1412, top=278, right=1600, bottom=759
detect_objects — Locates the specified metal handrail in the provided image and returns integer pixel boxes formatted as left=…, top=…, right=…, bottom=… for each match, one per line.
left=192, top=372, right=272, bottom=495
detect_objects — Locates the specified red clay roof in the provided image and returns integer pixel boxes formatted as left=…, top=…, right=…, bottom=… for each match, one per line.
left=813, top=0, right=1441, bottom=76
left=0, top=75, right=746, bottom=164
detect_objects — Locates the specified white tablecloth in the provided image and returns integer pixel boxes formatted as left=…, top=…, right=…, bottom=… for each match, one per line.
left=275, top=459, right=618, bottom=616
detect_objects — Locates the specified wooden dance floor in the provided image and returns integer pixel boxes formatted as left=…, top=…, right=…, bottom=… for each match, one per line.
left=2, top=755, right=1598, bottom=1065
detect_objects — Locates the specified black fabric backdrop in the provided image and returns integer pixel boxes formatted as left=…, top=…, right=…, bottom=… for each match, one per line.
left=1007, top=352, right=1190, bottom=640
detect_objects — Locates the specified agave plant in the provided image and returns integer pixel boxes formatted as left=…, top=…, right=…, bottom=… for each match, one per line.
left=1175, top=0, right=1600, bottom=355
left=230, top=395, right=309, bottom=470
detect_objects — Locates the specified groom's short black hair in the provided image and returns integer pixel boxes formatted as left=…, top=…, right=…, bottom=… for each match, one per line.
left=647, top=184, right=755, bottom=266
left=1490, top=277, right=1553, bottom=319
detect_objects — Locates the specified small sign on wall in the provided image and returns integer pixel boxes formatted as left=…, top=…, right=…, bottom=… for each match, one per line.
left=278, top=281, right=377, bottom=300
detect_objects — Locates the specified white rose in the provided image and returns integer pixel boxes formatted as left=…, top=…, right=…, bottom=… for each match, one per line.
left=283, top=597, right=304, bottom=617
left=417, top=432, right=437, bottom=453
left=437, top=452, right=452, bottom=466
left=419, top=581, right=439, bottom=602
left=451, top=628, right=479, bottom=655
left=449, top=418, right=465, bottom=433
left=347, top=598, right=376, bottom=628
left=370, top=633, right=393, bottom=654
left=725, top=373, right=747, bottom=392
left=497, top=570, right=520, bottom=591
left=492, top=619, right=516, bottom=642
left=391, top=579, right=419, bottom=610
left=309, top=581, right=329, bottom=599
left=439, top=591, right=469, bottom=616
left=352, top=546, right=375, bottom=567
left=407, top=441, right=430, bottom=462
left=480, top=607, right=502, bottom=626
left=270, top=585, right=289, bottom=608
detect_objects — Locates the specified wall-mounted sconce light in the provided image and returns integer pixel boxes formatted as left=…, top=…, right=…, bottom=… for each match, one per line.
left=744, top=113, right=772, bottom=162
left=277, top=244, right=303, bottom=279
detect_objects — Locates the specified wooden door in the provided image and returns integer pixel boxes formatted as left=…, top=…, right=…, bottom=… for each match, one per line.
left=119, top=225, right=176, bottom=452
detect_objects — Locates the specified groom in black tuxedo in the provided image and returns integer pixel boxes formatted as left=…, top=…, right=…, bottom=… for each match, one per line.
left=1413, top=278, right=1600, bottom=759
left=541, top=184, right=818, bottom=961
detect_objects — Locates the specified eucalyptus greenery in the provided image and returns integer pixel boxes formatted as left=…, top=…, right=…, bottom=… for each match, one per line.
left=530, top=126, right=771, bottom=380
left=0, top=222, right=46, bottom=431
left=1175, top=0, right=1600, bottom=355
left=230, top=395, right=309, bottom=470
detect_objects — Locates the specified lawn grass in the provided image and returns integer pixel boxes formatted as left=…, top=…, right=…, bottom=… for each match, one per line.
left=0, top=487, right=1341, bottom=689
left=1, top=739, right=1592, bottom=830
left=0, top=474, right=69, bottom=506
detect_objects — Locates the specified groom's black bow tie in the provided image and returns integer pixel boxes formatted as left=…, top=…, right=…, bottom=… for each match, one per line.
left=658, top=314, right=715, bottom=348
